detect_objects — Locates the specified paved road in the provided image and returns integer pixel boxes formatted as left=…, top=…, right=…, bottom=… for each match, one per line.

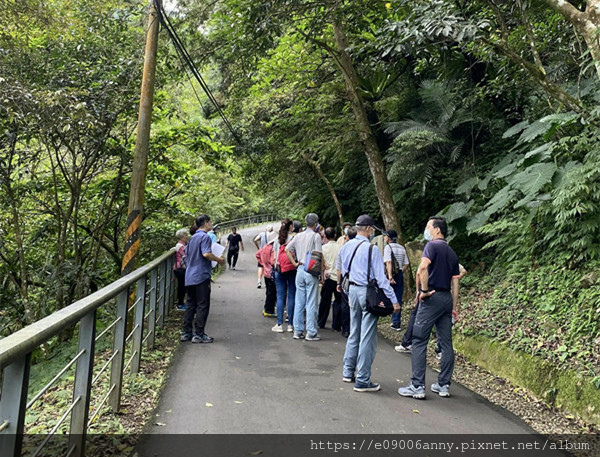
left=138, top=224, right=537, bottom=444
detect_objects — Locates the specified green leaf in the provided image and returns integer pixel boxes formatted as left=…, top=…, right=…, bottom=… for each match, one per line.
left=502, top=120, right=529, bottom=139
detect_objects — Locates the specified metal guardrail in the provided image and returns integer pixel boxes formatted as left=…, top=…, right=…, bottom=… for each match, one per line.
left=0, top=249, right=177, bottom=457
left=216, top=213, right=278, bottom=234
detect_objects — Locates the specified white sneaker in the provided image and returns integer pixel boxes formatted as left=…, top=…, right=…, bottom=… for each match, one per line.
left=394, top=344, right=412, bottom=353
left=271, top=324, right=284, bottom=333
left=287, top=325, right=293, bottom=333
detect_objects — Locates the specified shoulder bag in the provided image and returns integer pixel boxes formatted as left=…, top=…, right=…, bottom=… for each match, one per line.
left=366, top=245, right=395, bottom=316
left=304, top=233, right=323, bottom=276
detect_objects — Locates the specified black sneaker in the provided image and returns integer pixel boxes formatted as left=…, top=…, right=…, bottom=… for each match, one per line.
left=354, top=381, right=381, bottom=392
left=180, top=332, right=192, bottom=342
left=390, top=323, right=402, bottom=331
left=341, top=331, right=349, bottom=338
left=192, top=334, right=214, bottom=344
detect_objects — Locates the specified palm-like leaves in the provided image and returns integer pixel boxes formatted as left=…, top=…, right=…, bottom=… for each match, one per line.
left=384, top=80, right=474, bottom=193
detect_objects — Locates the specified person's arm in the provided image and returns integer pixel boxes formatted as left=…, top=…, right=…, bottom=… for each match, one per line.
left=201, top=236, right=225, bottom=265
left=204, top=251, right=225, bottom=264
left=253, top=235, right=260, bottom=250
left=371, top=248, right=400, bottom=312
left=224, top=238, right=229, bottom=251
left=385, top=261, right=396, bottom=284
left=451, top=276, right=460, bottom=319
left=240, top=238, right=245, bottom=251
left=417, top=257, right=433, bottom=299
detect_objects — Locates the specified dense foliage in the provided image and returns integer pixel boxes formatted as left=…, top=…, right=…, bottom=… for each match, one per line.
left=2, top=0, right=599, bottom=385
left=0, top=0, right=261, bottom=337
left=180, top=0, right=600, bottom=379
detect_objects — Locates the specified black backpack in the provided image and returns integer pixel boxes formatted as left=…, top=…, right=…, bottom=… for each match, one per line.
left=389, top=245, right=401, bottom=277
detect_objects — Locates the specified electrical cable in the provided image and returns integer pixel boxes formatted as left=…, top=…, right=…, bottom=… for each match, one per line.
left=154, top=0, right=243, bottom=145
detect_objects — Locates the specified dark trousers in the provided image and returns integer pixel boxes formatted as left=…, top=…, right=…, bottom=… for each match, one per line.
left=264, top=276, right=276, bottom=314
left=173, top=268, right=186, bottom=308
left=183, top=279, right=211, bottom=336
left=410, top=291, right=454, bottom=387
left=340, top=290, right=351, bottom=333
left=227, top=248, right=239, bottom=267
left=318, top=278, right=341, bottom=329
left=390, top=271, right=404, bottom=326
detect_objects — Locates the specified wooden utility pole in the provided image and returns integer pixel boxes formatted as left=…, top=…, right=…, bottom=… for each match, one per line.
left=122, top=0, right=160, bottom=275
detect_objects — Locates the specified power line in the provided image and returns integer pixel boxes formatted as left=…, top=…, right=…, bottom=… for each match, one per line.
left=155, top=0, right=243, bottom=145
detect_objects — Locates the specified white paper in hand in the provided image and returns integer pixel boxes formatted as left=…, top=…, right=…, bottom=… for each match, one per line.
left=211, top=242, right=225, bottom=269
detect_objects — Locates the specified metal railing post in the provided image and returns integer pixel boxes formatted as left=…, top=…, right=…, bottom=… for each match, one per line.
left=164, top=256, right=172, bottom=316
left=131, top=276, right=146, bottom=374
left=157, top=261, right=167, bottom=328
left=147, top=267, right=158, bottom=349
left=109, top=288, right=129, bottom=411
left=0, top=354, right=30, bottom=457
left=68, top=310, right=96, bottom=457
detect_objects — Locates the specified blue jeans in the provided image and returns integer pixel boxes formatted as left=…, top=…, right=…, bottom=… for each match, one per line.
left=294, top=268, right=319, bottom=335
left=343, top=285, right=379, bottom=385
left=274, top=270, right=296, bottom=326
left=391, top=271, right=404, bottom=326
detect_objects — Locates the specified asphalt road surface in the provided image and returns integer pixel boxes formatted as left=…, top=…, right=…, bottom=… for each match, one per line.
left=136, top=224, right=557, bottom=456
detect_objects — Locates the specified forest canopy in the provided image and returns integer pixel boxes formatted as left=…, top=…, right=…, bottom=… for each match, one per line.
left=1, top=0, right=599, bottom=382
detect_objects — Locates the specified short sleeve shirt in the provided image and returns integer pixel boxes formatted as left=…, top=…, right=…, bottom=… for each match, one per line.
left=185, top=230, right=213, bottom=286
left=227, top=233, right=242, bottom=250
left=422, top=239, right=459, bottom=291
left=286, top=229, right=322, bottom=264
left=383, top=243, right=409, bottom=266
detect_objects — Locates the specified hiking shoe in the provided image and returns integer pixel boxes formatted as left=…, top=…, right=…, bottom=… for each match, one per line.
left=286, top=325, right=293, bottom=333
left=262, top=310, right=277, bottom=318
left=192, top=334, right=214, bottom=344
left=342, top=376, right=355, bottom=383
left=431, top=383, right=450, bottom=397
left=341, top=331, right=349, bottom=338
left=176, top=305, right=187, bottom=312
left=394, top=344, right=412, bottom=353
left=305, top=333, right=321, bottom=341
left=397, top=384, right=426, bottom=399
left=293, top=332, right=304, bottom=339
left=257, top=281, right=262, bottom=289
left=180, top=332, right=192, bottom=342
left=271, top=324, right=284, bottom=333
left=354, top=381, right=381, bottom=392
left=390, top=323, right=402, bottom=331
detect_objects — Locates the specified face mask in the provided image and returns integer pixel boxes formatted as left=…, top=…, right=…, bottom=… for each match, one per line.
left=344, top=227, right=349, bottom=235
left=369, top=229, right=375, bottom=241
left=424, top=229, right=433, bottom=241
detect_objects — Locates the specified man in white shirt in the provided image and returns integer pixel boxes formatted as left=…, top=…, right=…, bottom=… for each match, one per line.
left=383, top=229, right=409, bottom=331
left=285, top=213, right=323, bottom=341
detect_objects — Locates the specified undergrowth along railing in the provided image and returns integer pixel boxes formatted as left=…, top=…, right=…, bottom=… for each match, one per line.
left=0, top=249, right=176, bottom=457
left=216, top=213, right=278, bottom=234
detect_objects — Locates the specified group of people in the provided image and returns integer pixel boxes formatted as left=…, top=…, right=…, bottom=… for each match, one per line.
left=173, top=211, right=462, bottom=400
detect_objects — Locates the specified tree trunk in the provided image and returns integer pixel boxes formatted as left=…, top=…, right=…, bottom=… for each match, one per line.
left=332, top=20, right=403, bottom=238
left=301, top=152, right=344, bottom=226
left=542, top=0, right=600, bottom=81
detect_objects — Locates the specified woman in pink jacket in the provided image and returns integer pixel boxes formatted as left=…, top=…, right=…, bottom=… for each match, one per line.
left=256, top=238, right=277, bottom=317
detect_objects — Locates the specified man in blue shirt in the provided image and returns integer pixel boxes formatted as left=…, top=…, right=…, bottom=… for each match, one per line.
left=398, top=216, right=460, bottom=399
left=339, top=215, right=400, bottom=392
left=181, top=214, right=225, bottom=344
